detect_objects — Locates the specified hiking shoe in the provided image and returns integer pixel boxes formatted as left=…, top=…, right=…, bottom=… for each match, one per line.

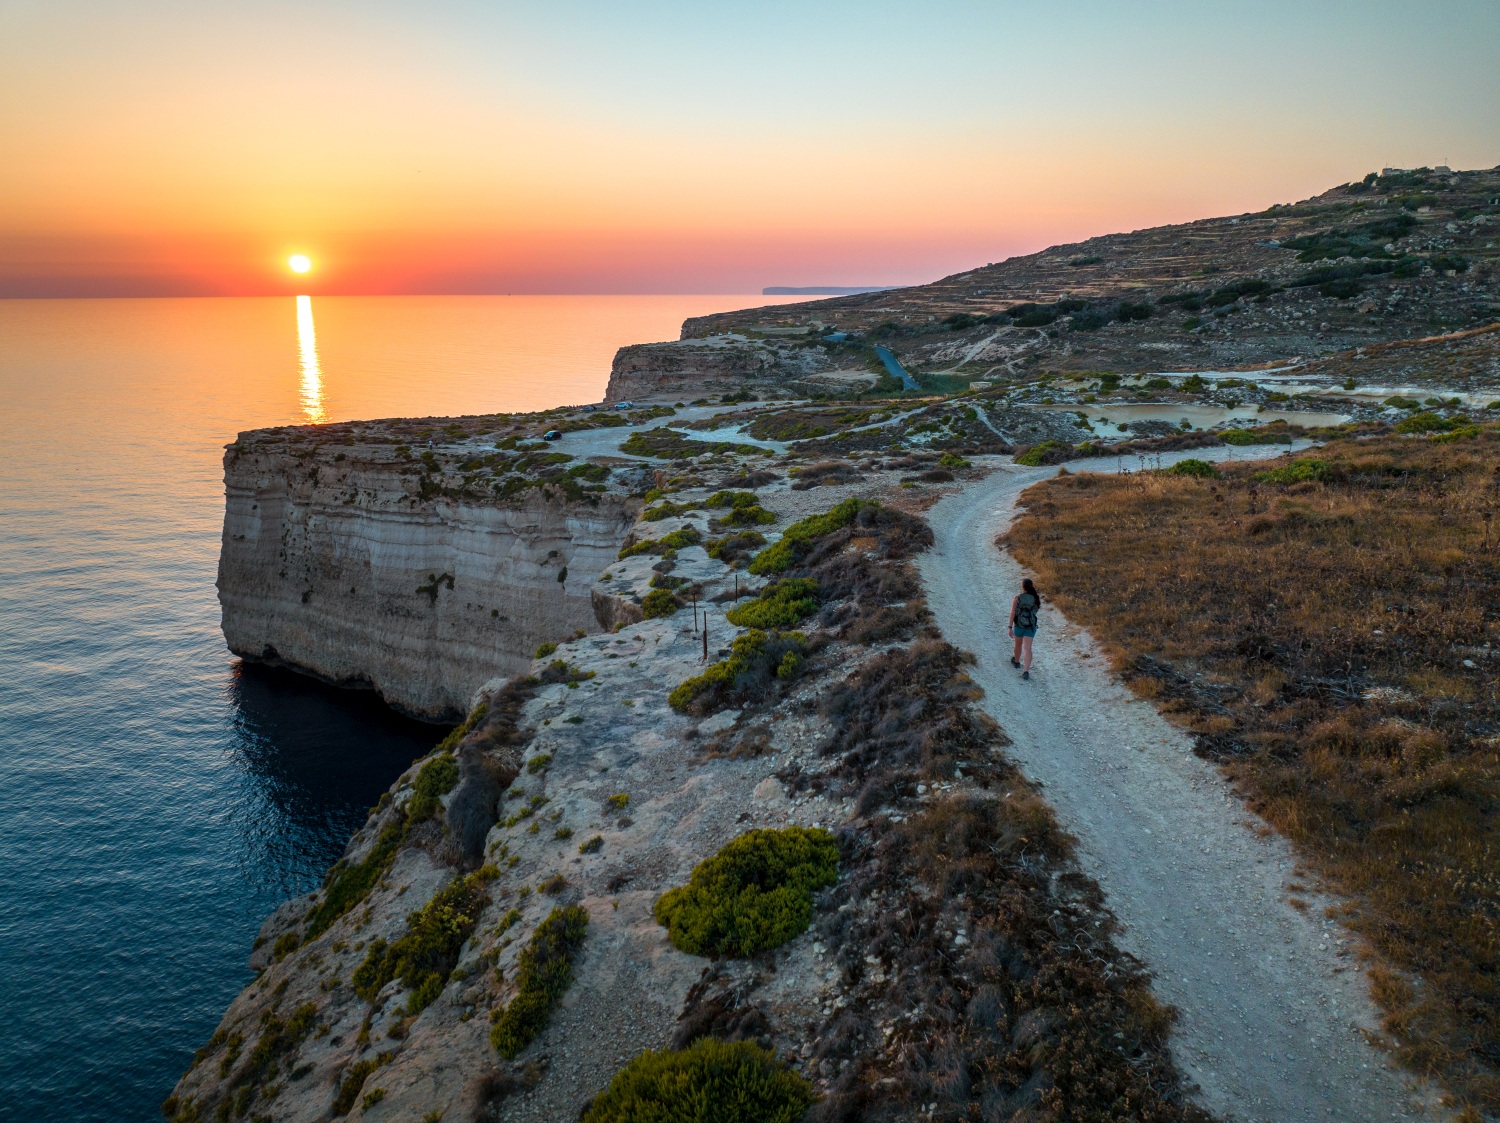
left=1022, top=670, right=1030, bottom=680
left=1010, top=657, right=1020, bottom=668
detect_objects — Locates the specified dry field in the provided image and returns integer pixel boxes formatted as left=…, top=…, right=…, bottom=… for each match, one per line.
left=1005, top=434, right=1500, bottom=1113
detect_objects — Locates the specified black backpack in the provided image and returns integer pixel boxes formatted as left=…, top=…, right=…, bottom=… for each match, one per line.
left=1014, top=593, right=1039, bottom=629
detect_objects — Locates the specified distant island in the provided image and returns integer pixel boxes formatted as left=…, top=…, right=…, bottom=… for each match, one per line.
left=762, top=284, right=899, bottom=295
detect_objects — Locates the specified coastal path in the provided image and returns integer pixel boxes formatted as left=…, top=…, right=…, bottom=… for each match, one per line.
left=919, top=447, right=1435, bottom=1122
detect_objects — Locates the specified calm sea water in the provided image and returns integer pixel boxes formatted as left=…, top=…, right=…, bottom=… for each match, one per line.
left=0, top=294, right=806, bottom=1121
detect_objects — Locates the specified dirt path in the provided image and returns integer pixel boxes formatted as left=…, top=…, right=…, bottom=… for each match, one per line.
left=919, top=449, right=1436, bottom=1123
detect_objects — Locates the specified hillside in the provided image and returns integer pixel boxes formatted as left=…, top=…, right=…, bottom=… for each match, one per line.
left=681, top=166, right=1500, bottom=380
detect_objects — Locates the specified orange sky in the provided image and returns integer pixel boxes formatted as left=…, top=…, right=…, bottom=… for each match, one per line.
left=2, top=1, right=1496, bottom=296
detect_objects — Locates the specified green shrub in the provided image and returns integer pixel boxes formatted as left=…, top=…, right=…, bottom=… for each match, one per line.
left=580, top=1039, right=813, bottom=1123
left=724, top=578, right=819, bottom=629
left=407, top=752, right=459, bottom=822
left=1394, top=411, right=1454, bottom=434
left=644, top=501, right=696, bottom=521
left=352, top=866, right=497, bottom=1013
left=526, top=753, right=552, bottom=774
left=654, top=827, right=839, bottom=957
left=489, top=905, right=590, bottom=1058
left=606, top=793, right=630, bottom=811
left=618, top=527, right=702, bottom=559
left=272, top=931, right=300, bottom=961
left=578, top=835, right=603, bottom=854
left=667, top=630, right=806, bottom=714
left=1165, top=458, right=1220, bottom=478
left=304, top=820, right=407, bottom=940
left=1015, top=440, right=1066, bottom=466
left=1219, top=427, right=1293, bottom=446
left=567, top=462, right=610, bottom=482
left=718, top=504, right=776, bottom=527
left=641, top=589, right=680, bottom=618
left=332, top=1052, right=393, bottom=1116
left=1384, top=396, right=1421, bottom=411
left=747, top=498, right=878, bottom=575
left=937, top=452, right=970, bottom=468
left=535, top=641, right=558, bottom=659
left=705, top=490, right=760, bottom=510
left=705, top=531, right=766, bottom=565
left=1254, top=458, right=1331, bottom=484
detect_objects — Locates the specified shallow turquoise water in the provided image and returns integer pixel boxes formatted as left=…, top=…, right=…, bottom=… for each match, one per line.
left=0, top=294, right=796, bottom=1121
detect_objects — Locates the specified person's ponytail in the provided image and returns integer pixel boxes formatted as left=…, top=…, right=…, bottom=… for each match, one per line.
left=1022, top=577, right=1040, bottom=602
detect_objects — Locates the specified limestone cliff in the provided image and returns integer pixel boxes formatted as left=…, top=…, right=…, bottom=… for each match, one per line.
left=218, top=424, right=640, bottom=720
left=604, top=337, right=834, bottom=403
left=175, top=450, right=1206, bottom=1123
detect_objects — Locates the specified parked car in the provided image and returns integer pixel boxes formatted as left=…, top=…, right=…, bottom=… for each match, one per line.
left=582, top=405, right=597, bottom=412
left=613, top=401, right=634, bottom=410
left=542, top=430, right=562, bottom=441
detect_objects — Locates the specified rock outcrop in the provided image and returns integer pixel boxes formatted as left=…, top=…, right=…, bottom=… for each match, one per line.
left=604, top=337, right=833, bottom=403
left=218, top=430, right=640, bottom=720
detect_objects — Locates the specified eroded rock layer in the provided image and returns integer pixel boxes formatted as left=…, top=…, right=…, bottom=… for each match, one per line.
left=219, top=430, right=639, bottom=719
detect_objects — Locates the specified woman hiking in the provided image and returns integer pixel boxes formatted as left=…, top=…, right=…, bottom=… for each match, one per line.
left=1009, top=578, right=1041, bottom=679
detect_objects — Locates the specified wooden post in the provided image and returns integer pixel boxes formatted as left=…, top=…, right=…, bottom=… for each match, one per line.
left=702, top=624, right=709, bottom=663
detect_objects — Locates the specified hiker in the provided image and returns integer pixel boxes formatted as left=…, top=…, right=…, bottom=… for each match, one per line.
left=1009, top=578, right=1041, bottom=679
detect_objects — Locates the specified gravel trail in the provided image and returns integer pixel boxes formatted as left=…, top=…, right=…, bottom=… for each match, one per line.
left=919, top=448, right=1438, bottom=1123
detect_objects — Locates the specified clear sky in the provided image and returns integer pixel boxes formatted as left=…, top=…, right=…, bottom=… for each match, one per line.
left=2, top=0, right=1496, bottom=296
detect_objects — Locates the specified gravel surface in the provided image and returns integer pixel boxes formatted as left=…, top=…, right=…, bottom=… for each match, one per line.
left=919, top=447, right=1445, bottom=1123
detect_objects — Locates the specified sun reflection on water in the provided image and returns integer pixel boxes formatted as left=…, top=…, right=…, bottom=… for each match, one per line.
left=295, top=295, right=325, bottom=424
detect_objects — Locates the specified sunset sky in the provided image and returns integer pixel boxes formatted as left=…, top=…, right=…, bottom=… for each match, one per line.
left=3, top=0, right=1497, bottom=297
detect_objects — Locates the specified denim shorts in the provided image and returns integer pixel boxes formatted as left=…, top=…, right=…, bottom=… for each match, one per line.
left=1013, top=625, right=1037, bottom=638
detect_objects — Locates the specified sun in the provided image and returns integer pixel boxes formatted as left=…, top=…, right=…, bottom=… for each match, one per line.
left=288, top=254, right=312, bottom=274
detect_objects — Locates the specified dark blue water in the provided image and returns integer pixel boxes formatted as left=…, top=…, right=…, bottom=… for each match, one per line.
left=0, top=294, right=798, bottom=1120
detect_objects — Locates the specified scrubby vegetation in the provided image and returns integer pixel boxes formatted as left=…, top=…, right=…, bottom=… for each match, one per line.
left=406, top=752, right=459, bottom=822
left=618, top=526, right=702, bottom=559
left=654, top=827, right=839, bottom=957
left=1006, top=435, right=1500, bottom=1110
left=747, top=497, right=879, bottom=574
left=490, top=905, right=590, bottom=1058
left=352, top=865, right=497, bottom=1014
left=302, top=820, right=407, bottom=941
left=724, top=578, right=819, bottom=629
left=667, top=629, right=807, bottom=715
left=580, top=1039, right=814, bottom=1123
left=622, top=427, right=765, bottom=460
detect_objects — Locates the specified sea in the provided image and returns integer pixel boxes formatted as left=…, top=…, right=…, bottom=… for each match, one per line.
left=0, top=294, right=808, bottom=1121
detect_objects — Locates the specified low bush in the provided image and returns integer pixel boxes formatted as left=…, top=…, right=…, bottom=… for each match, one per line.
left=331, top=1052, right=394, bottom=1116
left=667, top=629, right=806, bottom=714
left=705, top=531, right=766, bottom=566
left=407, top=752, right=459, bottom=822
left=1254, top=458, right=1330, bottom=484
left=644, top=500, right=697, bottom=521
left=718, top=503, right=776, bottom=527
left=1394, top=411, right=1460, bottom=434
left=654, top=827, right=839, bottom=957
left=303, top=820, right=407, bottom=941
left=724, top=578, right=819, bottom=629
left=490, top=905, right=590, bottom=1058
left=641, top=588, right=680, bottom=618
left=1165, top=458, right=1219, bottom=478
left=352, top=866, right=497, bottom=1013
left=1015, top=440, right=1067, bottom=466
left=580, top=1038, right=813, bottom=1123
left=705, top=490, right=760, bottom=510
left=747, top=498, right=879, bottom=575
left=618, top=527, right=702, bottom=559
left=535, top=641, right=558, bottom=659
left=1219, top=427, right=1293, bottom=446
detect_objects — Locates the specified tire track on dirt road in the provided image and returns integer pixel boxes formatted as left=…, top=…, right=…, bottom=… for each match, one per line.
left=919, top=448, right=1440, bottom=1122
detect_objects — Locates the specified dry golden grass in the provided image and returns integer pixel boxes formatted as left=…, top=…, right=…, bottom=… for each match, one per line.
left=1006, top=435, right=1500, bottom=1111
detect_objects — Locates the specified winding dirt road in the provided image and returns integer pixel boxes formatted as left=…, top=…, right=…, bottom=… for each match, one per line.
left=920, top=449, right=1436, bottom=1123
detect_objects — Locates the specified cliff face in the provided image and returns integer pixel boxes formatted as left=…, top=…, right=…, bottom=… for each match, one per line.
left=604, top=338, right=833, bottom=403
left=219, top=434, right=639, bottom=720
